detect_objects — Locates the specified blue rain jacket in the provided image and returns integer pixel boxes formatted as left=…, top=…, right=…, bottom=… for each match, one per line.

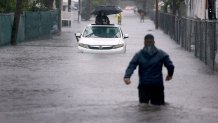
left=124, top=45, right=174, bottom=85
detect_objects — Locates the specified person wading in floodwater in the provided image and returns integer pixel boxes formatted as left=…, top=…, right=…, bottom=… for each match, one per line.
left=123, top=34, right=175, bottom=105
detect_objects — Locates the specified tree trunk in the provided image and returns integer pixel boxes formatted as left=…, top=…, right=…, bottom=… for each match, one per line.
left=58, top=0, right=62, bottom=31
left=172, top=0, right=176, bottom=15
left=11, top=0, right=22, bottom=46
left=44, top=0, right=54, bottom=10
left=49, top=0, right=54, bottom=9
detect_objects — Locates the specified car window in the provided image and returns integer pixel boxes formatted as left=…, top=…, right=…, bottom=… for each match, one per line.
left=82, top=26, right=121, bottom=38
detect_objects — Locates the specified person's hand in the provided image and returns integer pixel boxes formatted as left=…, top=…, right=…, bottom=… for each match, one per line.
left=124, top=78, right=131, bottom=85
left=165, top=75, right=172, bottom=81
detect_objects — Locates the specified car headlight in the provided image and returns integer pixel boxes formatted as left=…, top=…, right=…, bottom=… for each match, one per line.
left=113, top=43, right=124, bottom=49
left=78, top=43, right=89, bottom=48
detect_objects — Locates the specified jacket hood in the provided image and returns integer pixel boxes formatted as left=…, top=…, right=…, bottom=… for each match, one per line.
left=141, top=45, right=158, bottom=58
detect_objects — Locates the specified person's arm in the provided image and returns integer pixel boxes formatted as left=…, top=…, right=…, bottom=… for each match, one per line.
left=95, top=16, right=98, bottom=24
left=124, top=53, right=139, bottom=84
left=106, top=16, right=110, bottom=24
left=163, top=55, right=174, bottom=81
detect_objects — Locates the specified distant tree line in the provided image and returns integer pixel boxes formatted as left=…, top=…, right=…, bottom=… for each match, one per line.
left=0, top=0, right=55, bottom=13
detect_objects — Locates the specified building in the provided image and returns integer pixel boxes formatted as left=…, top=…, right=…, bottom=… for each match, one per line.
left=62, top=0, right=78, bottom=11
left=186, top=0, right=217, bottom=20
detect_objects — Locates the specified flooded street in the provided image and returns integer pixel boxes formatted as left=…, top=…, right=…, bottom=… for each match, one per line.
left=0, top=10, right=218, bottom=123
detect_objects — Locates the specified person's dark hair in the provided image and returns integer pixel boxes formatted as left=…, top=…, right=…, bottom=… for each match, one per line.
left=144, top=34, right=155, bottom=46
left=144, top=34, right=154, bottom=40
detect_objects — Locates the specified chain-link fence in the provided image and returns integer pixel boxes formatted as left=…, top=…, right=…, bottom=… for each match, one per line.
left=0, top=13, right=25, bottom=45
left=25, top=10, right=59, bottom=40
left=0, top=10, right=59, bottom=45
left=149, top=11, right=218, bottom=70
left=0, top=14, right=13, bottom=45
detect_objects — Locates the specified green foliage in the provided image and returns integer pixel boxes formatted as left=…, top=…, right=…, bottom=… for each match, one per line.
left=22, top=0, right=32, bottom=11
left=55, top=0, right=60, bottom=9
left=0, top=0, right=54, bottom=13
left=0, top=0, right=16, bottom=13
left=92, top=0, right=102, bottom=7
left=163, top=0, right=181, bottom=13
left=30, top=0, right=55, bottom=11
left=30, top=0, right=48, bottom=11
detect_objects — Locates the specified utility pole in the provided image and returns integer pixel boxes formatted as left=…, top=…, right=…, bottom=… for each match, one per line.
left=57, top=0, right=62, bottom=32
left=143, top=0, right=146, bottom=12
left=11, top=0, right=22, bottom=45
left=208, top=0, right=216, bottom=20
left=68, top=0, right=71, bottom=12
left=88, top=0, right=91, bottom=15
left=78, top=0, right=81, bottom=23
left=172, top=0, right=176, bottom=15
left=172, top=0, right=176, bottom=40
left=155, top=0, right=159, bottom=29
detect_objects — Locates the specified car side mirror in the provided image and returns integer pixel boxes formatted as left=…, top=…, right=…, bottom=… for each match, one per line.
left=75, top=33, right=81, bottom=42
left=124, top=34, right=129, bottom=39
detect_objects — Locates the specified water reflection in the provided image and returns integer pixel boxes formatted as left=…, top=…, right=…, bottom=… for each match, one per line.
left=117, top=102, right=182, bottom=123
left=137, top=103, right=163, bottom=112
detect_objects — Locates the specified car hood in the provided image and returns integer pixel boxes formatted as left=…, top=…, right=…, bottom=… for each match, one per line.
left=79, top=37, right=123, bottom=45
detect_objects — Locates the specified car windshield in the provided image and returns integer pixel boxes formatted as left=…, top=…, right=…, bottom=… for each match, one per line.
left=82, top=26, right=121, bottom=38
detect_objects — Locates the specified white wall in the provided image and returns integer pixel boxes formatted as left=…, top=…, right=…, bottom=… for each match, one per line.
left=186, top=0, right=206, bottom=19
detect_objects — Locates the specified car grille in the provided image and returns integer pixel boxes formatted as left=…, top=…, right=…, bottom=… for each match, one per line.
left=88, top=45, right=113, bottom=50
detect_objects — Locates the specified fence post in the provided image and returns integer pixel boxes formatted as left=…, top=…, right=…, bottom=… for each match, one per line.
left=208, top=21, right=216, bottom=70
left=155, top=0, right=159, bottom=29
left=149, top=12, right=217, bottom=71
left=204, top=21, right=207, bottom=64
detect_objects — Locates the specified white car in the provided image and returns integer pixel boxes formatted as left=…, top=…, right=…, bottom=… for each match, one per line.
left=75, top=24, right=129, bottom=53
